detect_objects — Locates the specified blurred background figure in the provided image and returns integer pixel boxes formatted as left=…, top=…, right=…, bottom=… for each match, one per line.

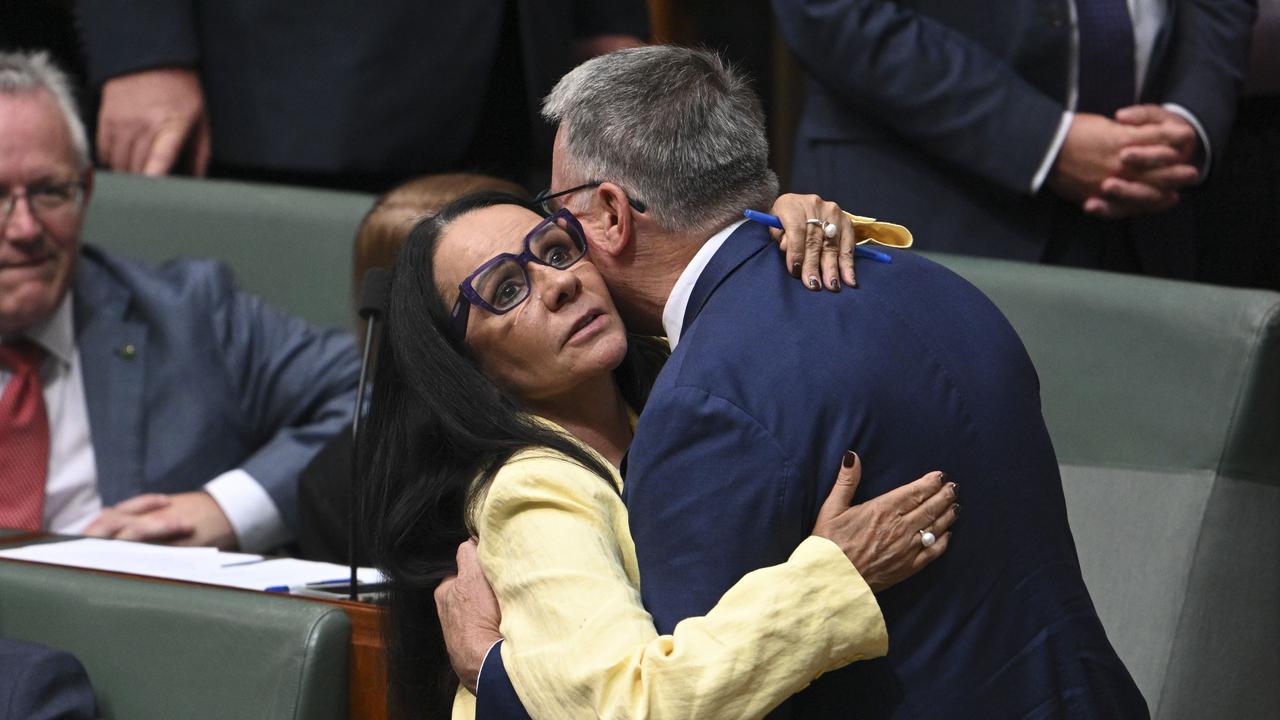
left=773, top=0, right=1257, bottom=280
left=1193, top=0, right=1280, bottom=291
left=73, top=1, right=648, bottom=192
left=295, top=172, right=528, bottom=564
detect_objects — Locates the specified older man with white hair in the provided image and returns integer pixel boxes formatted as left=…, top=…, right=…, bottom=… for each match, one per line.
left=0, top=51, right=357, bottom=551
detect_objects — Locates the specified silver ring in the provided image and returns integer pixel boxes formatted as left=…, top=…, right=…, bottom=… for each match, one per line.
left=806, top=218, right=839, bottom=239
left=919, top=529, right=936, bottom=548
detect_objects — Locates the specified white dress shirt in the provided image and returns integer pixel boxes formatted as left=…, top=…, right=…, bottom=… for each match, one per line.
left=1, top=293, right=288, bottom=551
left=1031, top=0, right=1211, bottom=192
left=661, top=220, right=748, bottom=349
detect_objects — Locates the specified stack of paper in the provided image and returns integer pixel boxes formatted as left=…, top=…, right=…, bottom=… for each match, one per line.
left=0, top=538, right=382, bottom=591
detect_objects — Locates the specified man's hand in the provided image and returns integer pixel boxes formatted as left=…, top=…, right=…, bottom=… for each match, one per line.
left=435, top=539, right=502, bottom=694
left=1048, top=109, right=1201, bottom=220
left=97, top=68, right=211, bottom=177
left=1087, top=104, right=1202, bottom=218
left=83, top=491, right=237, bottom=550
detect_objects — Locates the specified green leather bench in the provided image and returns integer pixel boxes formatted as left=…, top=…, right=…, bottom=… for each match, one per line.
left=0, top=558, right=350, bottom=720
left=932, top=253, right=1280, bottom=719
left=78, top=172, right=1280, bottom=718
left=83, top=171, right=375, bottom=331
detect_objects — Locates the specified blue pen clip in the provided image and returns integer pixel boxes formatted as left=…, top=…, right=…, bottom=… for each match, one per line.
left=743, top=209, right=893, bottom=264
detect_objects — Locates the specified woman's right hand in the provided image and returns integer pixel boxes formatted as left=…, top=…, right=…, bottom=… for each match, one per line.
left=812, top=451, right=958, bottom=592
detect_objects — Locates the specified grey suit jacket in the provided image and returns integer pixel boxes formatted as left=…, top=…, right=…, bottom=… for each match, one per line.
left=71, top=245, right=359, bottom=533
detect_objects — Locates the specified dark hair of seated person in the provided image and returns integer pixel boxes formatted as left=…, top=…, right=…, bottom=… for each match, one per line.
left=358, top=191, right=668, bottom=717
left=296, top=173, right=528, bottom=565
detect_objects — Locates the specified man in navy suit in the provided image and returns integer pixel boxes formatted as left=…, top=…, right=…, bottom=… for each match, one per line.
left=0, top=51, right=357, bottom=551
left=75, top=0, right=649, bottom=191
left=0, top=637, right=97, bottom=720
left=773, top=0, right=1256, bottom=279
left=468, top=46, right=1147, bottom=717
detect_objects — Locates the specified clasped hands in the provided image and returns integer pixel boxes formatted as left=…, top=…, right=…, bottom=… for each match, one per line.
left=1048, top=104, right=1201, bottom=219
left=82, top=491, right=238, bottom=550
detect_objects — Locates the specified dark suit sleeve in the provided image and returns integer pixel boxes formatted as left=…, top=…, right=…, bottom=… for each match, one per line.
left=624, top=386, right=804, bottom=632
left=475, top=642, right=534, bottom=720
left=0, top=639, right=98, bottom=720
left=771, top=0, right=1066, bottom=196
left=204, top=264, right=360, bottom=533
left=74, top=0, right=200, bottom=86
left=1158, top=0, right=1256, bottom=172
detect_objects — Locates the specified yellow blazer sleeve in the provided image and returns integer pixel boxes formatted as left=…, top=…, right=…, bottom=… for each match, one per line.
left=469, top=449, right=887, bottom=720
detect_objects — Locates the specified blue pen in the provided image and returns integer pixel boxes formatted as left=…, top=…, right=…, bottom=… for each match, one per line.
left=743, top=209, right=893, bottom=264
left=264, top=577, right=352, bottom=593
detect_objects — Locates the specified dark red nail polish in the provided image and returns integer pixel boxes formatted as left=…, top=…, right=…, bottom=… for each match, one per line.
left=808, top=276, right=819, bottom=289
left=953, top=503, right=961, bottom=515
left=830, top=277, right=841, bottom=291
left=792, top=262, right=801, bottom=276
left=842, top=450, right=856, bottom=468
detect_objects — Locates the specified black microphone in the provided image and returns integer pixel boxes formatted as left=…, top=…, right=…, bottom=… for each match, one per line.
left=349, top=267, right=391, bottom=600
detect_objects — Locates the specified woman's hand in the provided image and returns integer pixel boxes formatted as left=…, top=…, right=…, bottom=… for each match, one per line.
left=435, top=539, right=503, bottom=693
left=812, top=451, right=958, bottom=592
left=768, top=193, right=859, bottom=292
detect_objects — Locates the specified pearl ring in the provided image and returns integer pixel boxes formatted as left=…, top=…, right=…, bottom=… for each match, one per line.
left=919, top=529, right=937, bottom=548
left=806, top=218, right=838, bottom=239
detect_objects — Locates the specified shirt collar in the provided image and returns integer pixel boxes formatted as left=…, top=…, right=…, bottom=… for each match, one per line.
left=661, top=219, right=747, bottom=350
left=11, top=293, right=76, bottom=367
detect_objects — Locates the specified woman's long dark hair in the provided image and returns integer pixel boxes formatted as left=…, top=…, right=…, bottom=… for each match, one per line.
left=359, top=191, right=665, bottom=718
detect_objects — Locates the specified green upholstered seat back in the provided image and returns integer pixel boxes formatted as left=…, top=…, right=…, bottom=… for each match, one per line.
left=931, top=253, right=1280, bottom=719
left=0, top=559, right=350, bottom=720
left=82, top=172, right=376, bottom=331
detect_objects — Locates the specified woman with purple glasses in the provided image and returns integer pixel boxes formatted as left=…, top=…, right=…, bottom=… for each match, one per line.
left=360, top=192, right=958, bottom=719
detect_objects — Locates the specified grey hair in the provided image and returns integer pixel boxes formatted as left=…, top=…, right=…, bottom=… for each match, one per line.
left=0, top=51, right=91, bottom=171
left=543, top=46, right=778, bottom=232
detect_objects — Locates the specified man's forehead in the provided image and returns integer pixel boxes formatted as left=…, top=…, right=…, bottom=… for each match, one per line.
left=0, top=91, right=79, bottom=179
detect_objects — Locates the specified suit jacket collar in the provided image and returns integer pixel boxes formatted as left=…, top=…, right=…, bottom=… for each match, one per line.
left=681, top=221, right=773, bottom=335
left=72, top=246, right=148, bottom=502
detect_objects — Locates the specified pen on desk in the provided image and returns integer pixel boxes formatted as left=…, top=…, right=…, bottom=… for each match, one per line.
left=264, top=578, right=351, bottom=594
left=743, top=209, right=893, bottom=264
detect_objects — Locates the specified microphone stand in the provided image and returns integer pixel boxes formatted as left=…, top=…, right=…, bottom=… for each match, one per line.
left=349, top=268, right=390, bottom=600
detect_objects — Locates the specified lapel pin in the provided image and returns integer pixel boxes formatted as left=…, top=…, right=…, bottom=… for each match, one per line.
left=118, top=344, right=137, bottom=360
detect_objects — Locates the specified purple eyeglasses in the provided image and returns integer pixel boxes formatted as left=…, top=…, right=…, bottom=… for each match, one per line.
left=448, top=208, right=589, bottom=340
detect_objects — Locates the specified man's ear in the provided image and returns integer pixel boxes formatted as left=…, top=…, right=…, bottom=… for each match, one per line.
left=588, top=181, right=637, bottom=258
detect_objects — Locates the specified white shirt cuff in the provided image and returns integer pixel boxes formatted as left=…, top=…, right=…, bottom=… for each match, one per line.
left=1032, top=110, right=1075, bottom=193
left=203, top=469, right=291, bottom=553
left=474, top=639, right=503, bottom=693
left=1162, top=103, right=1212, bottom=181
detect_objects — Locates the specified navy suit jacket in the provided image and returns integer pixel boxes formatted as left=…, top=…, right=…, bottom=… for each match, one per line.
left=774, top=0, right=1256, bottom=277
left=72, top=245, right=359, bottom=533
left=478, top=222, right=1146, bottom=718
left=0, top=637, right=97, bottom=720
left=75, top=0, right=649, bottom=183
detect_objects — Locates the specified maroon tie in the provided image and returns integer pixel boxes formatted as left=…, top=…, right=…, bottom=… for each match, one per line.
left=0, top=339, right=49, bottom=531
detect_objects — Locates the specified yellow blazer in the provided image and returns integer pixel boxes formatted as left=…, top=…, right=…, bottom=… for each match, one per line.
left=453, top=440, right=888, bottom=719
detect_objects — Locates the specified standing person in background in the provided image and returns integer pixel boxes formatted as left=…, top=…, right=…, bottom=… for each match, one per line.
left=1193, top=2, right=1280, bottom=291
left=0, top=51, right=358, bottom=551
left=74, top=1, right=649, bottom=192
left=773, top=0, right=1256, bottom=279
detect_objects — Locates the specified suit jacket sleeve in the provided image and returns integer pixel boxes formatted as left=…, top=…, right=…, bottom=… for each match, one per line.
left=1158, top=0, right=1256, bottom=172
left=466, top=449, right=886, bottom=720
left=205, top=264, right=359, bottom=532
left=0, top=639, right=98, bottom=720
left=771, top=0, right=1066, bottom=196
left=74, top=0, right=200, bottom=86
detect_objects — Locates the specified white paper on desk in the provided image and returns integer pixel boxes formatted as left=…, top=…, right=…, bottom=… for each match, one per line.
left=214, top=558, right=383, bottom=590
left=0, top=538, right=381, bottom=591
left=0, top=538, right=233, bottom=583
